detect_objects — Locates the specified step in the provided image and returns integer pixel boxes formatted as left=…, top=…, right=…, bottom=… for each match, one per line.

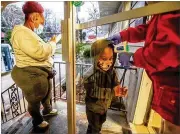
left=2, top=113, right=31, bottom=134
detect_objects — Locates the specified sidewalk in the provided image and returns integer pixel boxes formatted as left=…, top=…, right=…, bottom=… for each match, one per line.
left=1, top=72, right=14, bottom=92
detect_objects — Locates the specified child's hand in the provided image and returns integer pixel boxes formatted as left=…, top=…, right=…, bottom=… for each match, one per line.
left=114, top=85, right=128, bottom=97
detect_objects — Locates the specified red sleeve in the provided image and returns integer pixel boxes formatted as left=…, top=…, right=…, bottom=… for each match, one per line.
left=133, top=12, right=180, bottom=70
left=120, top=23, right=149, bottom=43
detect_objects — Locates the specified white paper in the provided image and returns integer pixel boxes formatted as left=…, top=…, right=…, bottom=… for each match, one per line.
left=56, top=34, right=61, bottom=43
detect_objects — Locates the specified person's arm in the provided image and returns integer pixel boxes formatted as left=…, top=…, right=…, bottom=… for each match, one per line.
left=107, top=18, right=152, bottom=45
left=133, top=12, right=180, bottom=69
left=16, top=30, right=56, bottom=61
left=113, top=70, right=128, bottom=97
left=120, top=23, right=149, bottom=43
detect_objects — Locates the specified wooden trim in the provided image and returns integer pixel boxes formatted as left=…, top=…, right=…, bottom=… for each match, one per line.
left=130, top=123, right=156, bottom=134
left=72, top=3, right=77, bottom=134
left=63, top=2, right=76, bottom=134
left=76, top=2, right=180, bottom=30
left=61, top=20, right=68, bottom=61
left=148, top=109, right=162, bottom=128
left=133, top=70, right=152, bottom=125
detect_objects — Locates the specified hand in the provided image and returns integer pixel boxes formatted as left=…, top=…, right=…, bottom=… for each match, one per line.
left=106, top=33, right=121, bottom=45
left=118, top=52, right=134, bottom=68
left=50, top=35, right=56, bottom=43
left=114, top=85, right=128, bottom=97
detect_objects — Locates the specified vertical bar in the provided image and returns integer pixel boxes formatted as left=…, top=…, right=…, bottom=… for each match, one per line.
left=80, top=64, right=81, bottom=76
left=59, top=63, right=62, bottom=98
left=122, top=69, right=127, bottom=87
left=72, top=2, right=77, bottom=129
left=79, top=65, right=81, bottom=103
left=1, top=106, right=4, bottom=123
left=79, top=90, right=80, bottom=103
left=53, top=63, right=56, bottom=102
left=82, top=65, right=83, bottom=78
left=64, top=2, right=76, bottom=134
left=8, top=88, right=14, bottom=118
left=1, top=94, right=7, bottom=122
left=79, top=64, right=83, bottom=102
left=22, top=94, right=27, bottom=112
left=53, top=76, right=56, bottom=102
left=78, top=64, right=80, bottom=76
left=16, top=85, right=22, bottom=114
left=65, top=63, right=67, bottom=100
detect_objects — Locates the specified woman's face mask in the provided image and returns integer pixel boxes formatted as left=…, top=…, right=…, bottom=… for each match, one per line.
left=32, top=13, right=44, bottom=35
left=34, top=24, right=44, bottom=35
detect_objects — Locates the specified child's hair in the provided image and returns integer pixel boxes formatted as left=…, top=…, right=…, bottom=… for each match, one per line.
left=107, top=43, right=114, bottom=51
left=91, top=39, right=115, bottom=57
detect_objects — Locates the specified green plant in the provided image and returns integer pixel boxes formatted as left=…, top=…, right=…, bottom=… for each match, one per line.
left=76, top=43, right=92, bottom=61
left=76, top=43, right=85, bottom=57
left=83, top=47, right=91, bottom=58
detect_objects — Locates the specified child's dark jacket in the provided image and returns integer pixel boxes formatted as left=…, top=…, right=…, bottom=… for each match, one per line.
left=84, top=40, right=119, bottom=114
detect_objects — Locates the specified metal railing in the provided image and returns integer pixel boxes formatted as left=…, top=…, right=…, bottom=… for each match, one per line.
left=52, top=61, right=92, bottom=103
left=1, top=61, right=137, bottom=124
left=1, top=84, right=27, bottom=124
left=51, top=61, right=138, bottom=105
left=1, top=62, right=92, bottom=124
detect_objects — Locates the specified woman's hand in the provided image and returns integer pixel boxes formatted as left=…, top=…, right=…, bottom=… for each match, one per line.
left=114, top=85, right=128, bottom=97
left=106, top=33, right=121, bottom=45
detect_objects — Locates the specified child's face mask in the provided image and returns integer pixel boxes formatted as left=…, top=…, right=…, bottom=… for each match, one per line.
left=97, top=47, right=113, bottom=71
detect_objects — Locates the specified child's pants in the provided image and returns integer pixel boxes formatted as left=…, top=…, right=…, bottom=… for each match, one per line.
left=159, top=119, right=180, bottom=134
left=86, top=107, right=107, bottom=134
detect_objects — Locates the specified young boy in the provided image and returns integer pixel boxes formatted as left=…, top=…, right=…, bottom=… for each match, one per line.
left=83, top=39, right=127, bottom=134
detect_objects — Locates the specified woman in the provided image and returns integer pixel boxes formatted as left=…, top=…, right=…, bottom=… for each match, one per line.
left=108, top=2, right=180, bottom=134
left=10, top=1, right=58, bottom=130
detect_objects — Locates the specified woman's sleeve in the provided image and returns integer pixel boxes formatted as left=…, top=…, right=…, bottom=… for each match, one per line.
left=16, top=31, right=56, bottom=61
left=133, top=12, right=180, bottom=69
left=120, top=23, right=149, bottom=43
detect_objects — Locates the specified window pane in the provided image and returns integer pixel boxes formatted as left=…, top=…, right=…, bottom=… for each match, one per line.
left=133, top=1, right=145, bottom=9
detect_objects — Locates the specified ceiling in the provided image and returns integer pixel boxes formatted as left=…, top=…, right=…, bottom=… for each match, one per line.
left=98, top=1, right=121, bottom=35
left=98, top=1, right=121, bottom=17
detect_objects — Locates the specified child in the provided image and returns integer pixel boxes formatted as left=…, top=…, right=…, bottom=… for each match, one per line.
left=83, top=39, right=127, bottom=134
